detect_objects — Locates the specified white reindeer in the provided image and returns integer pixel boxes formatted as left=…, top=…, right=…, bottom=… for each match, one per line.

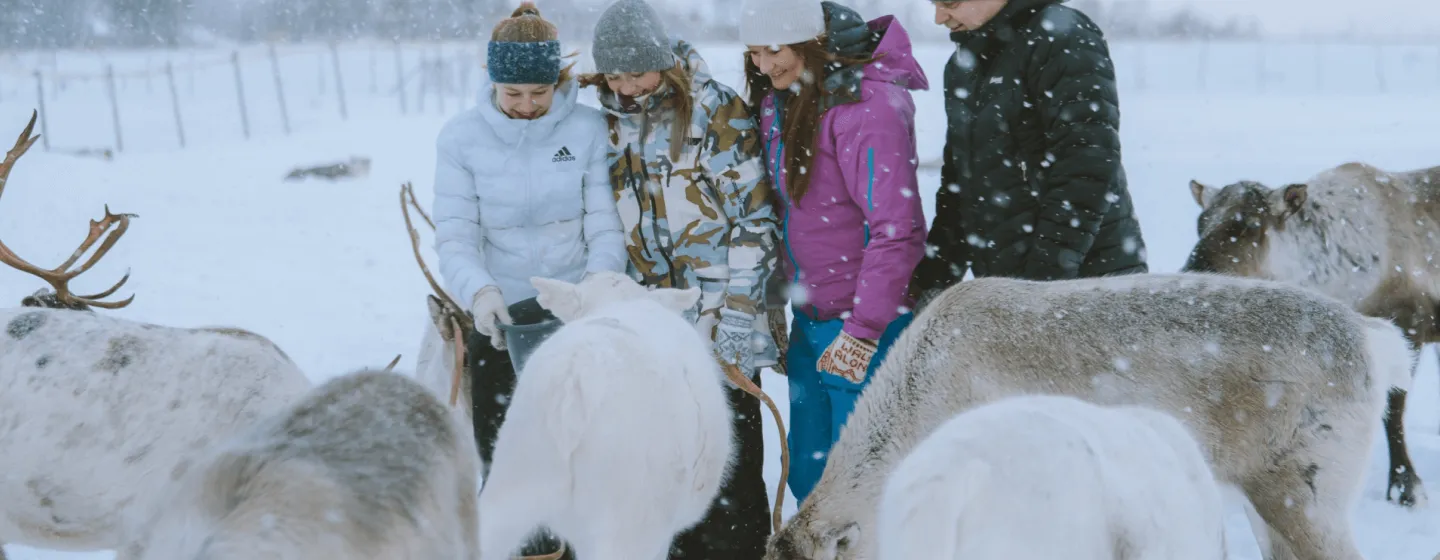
left=876, top=394, right=1226, bottom=560
left=766, top=273, right=1412, bottom=560
left=475, top=271, right=735, bottom=560
left=121, top=369, right=480, bottom=560
left=0, top=112, right=313, bottom=560
left=1185, top=162, right=1440, bottom=506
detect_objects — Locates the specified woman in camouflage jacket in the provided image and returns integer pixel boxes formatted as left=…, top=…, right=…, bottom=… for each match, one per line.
left=584, top=0, right=780, bottom=558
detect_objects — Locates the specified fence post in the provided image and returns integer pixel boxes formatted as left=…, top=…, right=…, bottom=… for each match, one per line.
left=165, top=62, right=186, bottom=148
left=104, top=65, right=124, bottom=153
left=32, top=70, right=50, bottom=151
left=436, top=57, right=446, bottom=115
left=393, top=40, right=407, bottom=115
left=1374, top=44, right=1387, bottom=94
left=369, top=44, right=378, bottom=94
left=329, top=42, right=348, bottom=120
left=436, top=47, right=447, bottom=114
left=268, top=43, right=292, bottom=135
left=316, top=52, right=326, bottom=96
left=417, top=54, right=428, bottom=113
left=231, top=51, right=251, bottom=140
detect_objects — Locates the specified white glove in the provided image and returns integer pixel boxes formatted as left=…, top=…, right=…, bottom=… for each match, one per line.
left=470, top=286, right=512, bottom=350
left=715, top=307, right=755, bottom=375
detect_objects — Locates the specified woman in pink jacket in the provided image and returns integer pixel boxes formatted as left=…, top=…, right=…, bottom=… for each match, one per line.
left=740, top=0, right=929, bottom=502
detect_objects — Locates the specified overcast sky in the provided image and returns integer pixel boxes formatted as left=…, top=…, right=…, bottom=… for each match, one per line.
left=1103, top=0, right=1438, bottom=38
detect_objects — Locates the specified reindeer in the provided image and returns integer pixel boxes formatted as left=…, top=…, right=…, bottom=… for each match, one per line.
left=0, top=111, right=313, bottom=559
left=121, top=369, right=481, bottom=560
left=766, top=273, right=1412, bottom=560
left=1184, top=161, right=1440, bottom=507
left=876, top=395, right=1227, bottom=559
left=399, top=182, right=794, bottom=555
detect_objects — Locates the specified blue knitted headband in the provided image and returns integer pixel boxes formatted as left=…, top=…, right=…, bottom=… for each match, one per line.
left=487, top=40, right=562, bottom=85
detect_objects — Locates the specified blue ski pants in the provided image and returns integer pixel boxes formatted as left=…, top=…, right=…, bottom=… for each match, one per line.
left=785, top=310, right=914, bottom=504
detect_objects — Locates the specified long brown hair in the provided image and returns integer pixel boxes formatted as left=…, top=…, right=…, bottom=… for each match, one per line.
left=744, top=38, right=870, bottom=205
left=491, top=2, right=578, bottom=85
left=580, top=62, right=694, bottom=163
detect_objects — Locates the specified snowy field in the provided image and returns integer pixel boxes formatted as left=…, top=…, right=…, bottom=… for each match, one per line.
left=0, top=40, right=1437, bottom=559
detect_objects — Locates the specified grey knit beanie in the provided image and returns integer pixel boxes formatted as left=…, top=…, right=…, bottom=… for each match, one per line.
left=592, top=0, right=676, bottom=74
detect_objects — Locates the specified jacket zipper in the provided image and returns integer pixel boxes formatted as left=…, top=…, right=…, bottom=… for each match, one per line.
left=636, top=104, right=679, bottom=287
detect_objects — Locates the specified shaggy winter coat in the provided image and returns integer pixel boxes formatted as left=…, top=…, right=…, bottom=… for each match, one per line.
left=432, top=75, right=627, bottom=310
left=910, top=0, right=1147, bottom=295
left=759, top=13, right=929, bottom=342
left=598, top=38, right=780, bottom=364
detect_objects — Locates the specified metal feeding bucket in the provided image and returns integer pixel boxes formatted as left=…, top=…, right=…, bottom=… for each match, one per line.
left=495, top=297, right=563, bottom=373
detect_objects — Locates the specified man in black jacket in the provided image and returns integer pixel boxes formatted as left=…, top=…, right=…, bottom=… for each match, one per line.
left=910, top=0, right=1148, bottom=303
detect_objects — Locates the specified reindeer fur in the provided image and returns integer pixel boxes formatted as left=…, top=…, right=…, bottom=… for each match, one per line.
left=476, top=271, right=736, bottom=560
left=122, top=370, right=480, bottom=560
left=1187, top=162, right=1440, bottom=506
left=875, top=394, right=1226, bottom=560
left=766, top=273, right=1411, bottom=560
left=0, top=306, right=312, bottom=558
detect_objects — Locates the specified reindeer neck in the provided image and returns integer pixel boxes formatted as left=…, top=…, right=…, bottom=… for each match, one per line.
left=1266, top=189, right=1387, bottom=308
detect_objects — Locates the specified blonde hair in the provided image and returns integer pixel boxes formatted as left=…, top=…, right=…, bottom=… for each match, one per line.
left=490, top=2, right=577, bottom=85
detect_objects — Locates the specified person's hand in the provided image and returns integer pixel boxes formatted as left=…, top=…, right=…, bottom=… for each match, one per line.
left=816, top=330, right=878, bottom=384
left=715, top=307, right=755, bottom=376
left=470, top=286, right=512, bottom=350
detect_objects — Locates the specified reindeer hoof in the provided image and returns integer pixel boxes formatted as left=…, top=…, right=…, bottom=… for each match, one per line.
left=1387, top=469, right=1426, bottom=508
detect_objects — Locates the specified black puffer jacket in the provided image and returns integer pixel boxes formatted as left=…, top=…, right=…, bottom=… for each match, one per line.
left=910, top=0, right=1147, bottom=296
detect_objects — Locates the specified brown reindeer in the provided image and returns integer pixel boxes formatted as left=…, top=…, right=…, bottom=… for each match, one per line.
left=1183, top=161, right=1440, bottom=508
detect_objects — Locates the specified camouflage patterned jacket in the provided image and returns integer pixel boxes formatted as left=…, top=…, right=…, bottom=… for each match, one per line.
left=596, top=38, right=781, bottom=367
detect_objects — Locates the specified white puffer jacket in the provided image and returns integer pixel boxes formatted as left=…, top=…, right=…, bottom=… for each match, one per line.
left=432, top=76, right=627, bottom=310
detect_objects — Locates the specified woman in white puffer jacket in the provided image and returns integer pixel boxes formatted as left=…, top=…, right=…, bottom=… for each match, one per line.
left=430, top=4, right=624, bottom=558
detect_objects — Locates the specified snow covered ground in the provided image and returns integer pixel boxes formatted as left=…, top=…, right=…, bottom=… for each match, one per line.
left=0, top=40, right=1436, bottom=559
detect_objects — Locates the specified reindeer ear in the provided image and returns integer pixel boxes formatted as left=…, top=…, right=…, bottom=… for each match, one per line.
left=1189, top=180, right=1216, bottom=207
left=425, top=295, right=454, bottom=340
left=650, top=287, right=702, bottom=315
left=1278, top=183, right=1308, bottom=218
left=532, top=276, right=582, bottom=321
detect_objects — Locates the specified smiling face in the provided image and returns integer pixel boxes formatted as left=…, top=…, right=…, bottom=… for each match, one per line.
left=933, top=0, right=1009, bottom=32
left=746, top=44, right=807, bottom=91
left=604, top=71, right=663, bottom=99
left=495, top=83, right=556, bottom=119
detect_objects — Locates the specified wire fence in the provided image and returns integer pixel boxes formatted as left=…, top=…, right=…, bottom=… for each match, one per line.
left=0, top=38, right=1435, bottom=156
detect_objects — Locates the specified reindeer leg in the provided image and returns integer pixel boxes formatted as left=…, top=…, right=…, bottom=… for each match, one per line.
left=1383, top=332, right=1425, bottom=507
left=1384, top=387, right=1422, bottom=507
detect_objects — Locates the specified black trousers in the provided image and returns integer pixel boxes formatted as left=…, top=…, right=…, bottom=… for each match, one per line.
left=468, top=300, right=771, bottom=560
left=469, top=298, right=575, bottom=559
left=668, top=374, right=772, bottom=559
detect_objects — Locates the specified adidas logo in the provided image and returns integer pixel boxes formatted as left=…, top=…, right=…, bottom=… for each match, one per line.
left=552, top=146, right=576, bottom=163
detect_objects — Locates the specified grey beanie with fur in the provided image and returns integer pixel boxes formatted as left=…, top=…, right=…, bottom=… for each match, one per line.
left=591, top=0, right=676, bottom=74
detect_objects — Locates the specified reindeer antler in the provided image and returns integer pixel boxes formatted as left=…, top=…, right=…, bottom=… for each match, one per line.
left=0, top=111, right=137, bottom=309
left=401, top=180, right=436, bottom=230
left=400, top=182, right=464, bottom=316
left=400, top=182, right=472, bottom=408
left=0, top=110, right=40, bottom=206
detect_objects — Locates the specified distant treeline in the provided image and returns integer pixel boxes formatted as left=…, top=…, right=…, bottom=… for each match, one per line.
left=0, top=0, right=1263, bottom=50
